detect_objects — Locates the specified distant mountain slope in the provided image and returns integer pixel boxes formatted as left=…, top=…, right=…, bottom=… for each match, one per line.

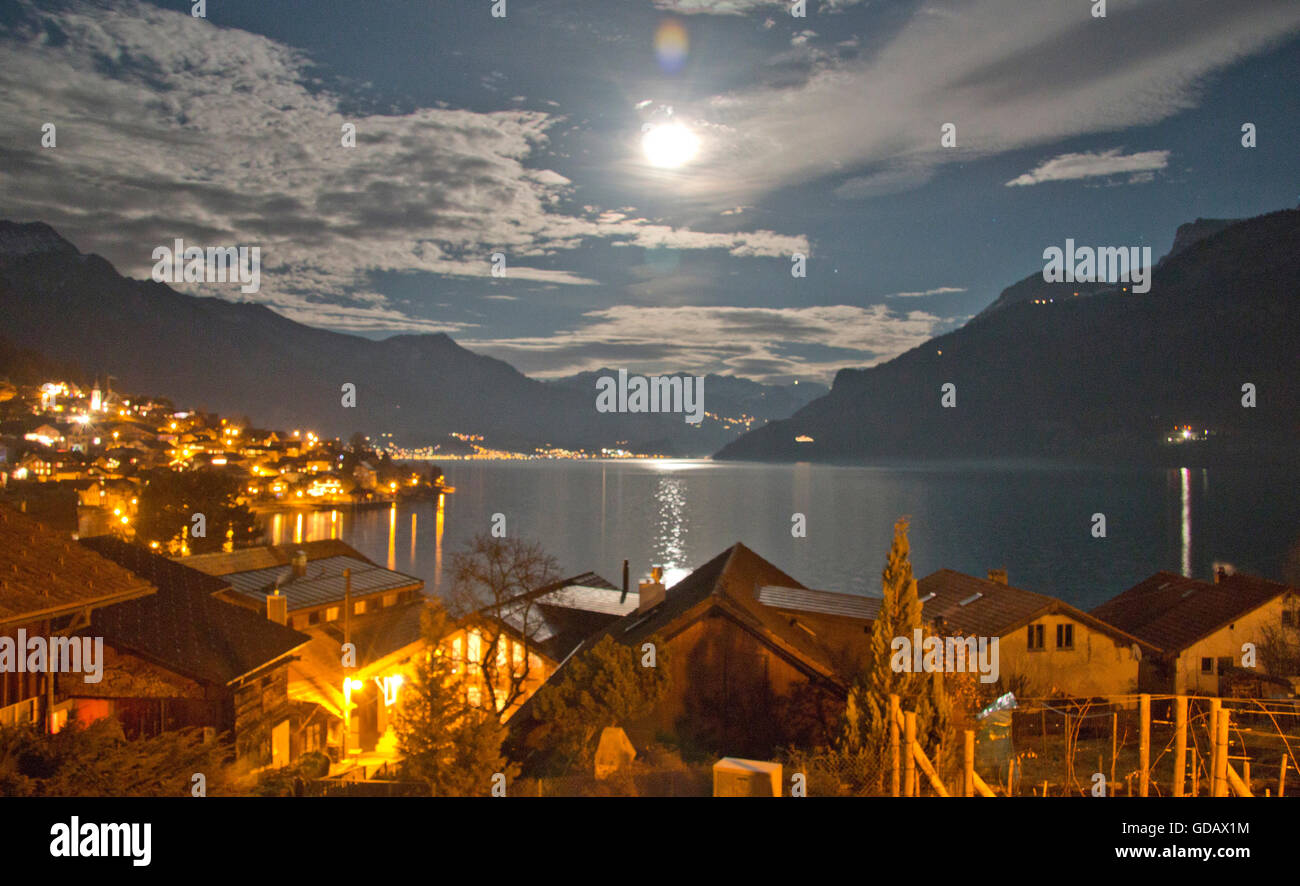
left=548, top=369, right=825, bottom=422
left=716, top=209, right=1300, bottom=463
left=976, top=216, right=1244, bottom=319
left=0, top=221, right=776, bottom=455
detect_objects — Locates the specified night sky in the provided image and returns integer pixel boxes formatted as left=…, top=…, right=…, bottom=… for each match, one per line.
left=2, top=0, right=1299, bottom=383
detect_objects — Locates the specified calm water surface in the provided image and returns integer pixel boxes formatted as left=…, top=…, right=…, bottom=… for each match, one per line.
left=261, top=459, right=1300, bottom=611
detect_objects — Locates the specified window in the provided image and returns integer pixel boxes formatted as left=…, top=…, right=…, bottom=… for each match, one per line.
left=1284, top=609, right=1297, bottom=628
left=1201, top=657, right=1213, bottom=674
left=467, top=630, right=481, bottom=664
left=308, top=610, right=320, bottom=625
left=467, top=685, right=481, bottom=707
left=383, top=593, right=397, bottom=609
left=353, top=599, right=366, bottom=616
left=325, top=606, right=340, bottom=622
left=1055, top=623, right=1074, bottom=649
left=1027, top=623, right=1045, bottom=651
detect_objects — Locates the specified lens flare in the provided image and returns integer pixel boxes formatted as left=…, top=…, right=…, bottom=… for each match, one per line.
left=654, top=19, right=689, bottom=73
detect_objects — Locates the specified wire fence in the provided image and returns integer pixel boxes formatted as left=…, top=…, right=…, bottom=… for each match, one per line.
left=773, top=695, right=1300, bottom=797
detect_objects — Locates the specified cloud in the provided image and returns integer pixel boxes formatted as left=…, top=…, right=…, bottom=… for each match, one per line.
left=0, top=0, right=807, bottom=332
left=1005, top=149, right=1171, bottom=187
left=654, top=0, right=864, bottom=13
left=462, top=303, right=954, bottom=383
left=649, top=0, right=1300, bottom=207
left=885, top=286, right=966, bottom=298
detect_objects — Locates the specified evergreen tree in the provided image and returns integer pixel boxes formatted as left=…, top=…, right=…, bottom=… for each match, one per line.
left=393, top=603, right=518, bottom=796
left=526, top=635, right=670, bottom=774
left=841, top=517, right=950, bottom=761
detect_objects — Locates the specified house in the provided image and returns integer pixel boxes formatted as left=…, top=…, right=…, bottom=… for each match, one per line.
left=0, top=506, right=155, bottom=731
left=512, top=544, right=872, bottom=760
left=75, top=536, right=311, bottom=767
left=918, top=569, right=1152, bottom=697
left=286, top=598, right=427, bottom=761
left=1091, top=569, right=1300, bottom=695
left=179, top=539, right=423, bottom=630
left=453, top=571, right=633, bottom=720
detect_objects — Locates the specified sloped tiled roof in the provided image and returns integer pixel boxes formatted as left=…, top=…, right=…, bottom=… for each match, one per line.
left=79, top=536, right=310, bottom=686
left=918, top=569, right=1151, bottom=650
left=758, top=585, right=880, bottom=621
left=475, top=573, right=629, bottom=663
left=178, top=538, right=364, bottom=576
left=0, top=506, right=155, bottom=626
left=1091, top=571, right=1295, bottom=653
left=221, top=555, right=422, bottom=610
left=919, top=570, right=1058, bottom=637
left=571, top=544, right=846, bottom=686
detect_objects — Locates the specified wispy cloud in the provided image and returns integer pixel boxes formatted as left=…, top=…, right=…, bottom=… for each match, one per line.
left=653, top=0, right=865, bottom=15
left=463, top=303, right=955, bottom=383
left=0, top=0, right=807, bottom=332
left=885, top=286, right=966, bottom=299
left=649, top=0, right=1300, bottom=207
left=1005, top=149, right=1171, bottom=187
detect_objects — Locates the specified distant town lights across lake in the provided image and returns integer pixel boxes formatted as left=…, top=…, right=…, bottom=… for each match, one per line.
left=258, top=460, right=1300, bottom=609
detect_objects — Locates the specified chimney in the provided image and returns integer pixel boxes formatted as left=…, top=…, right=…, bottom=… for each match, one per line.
left=267, top=588, right=288, bottom=625
left=638, top=566, right=666, bottom=613
left=620, top=559, right=630, bottom=604
left=987, top=568, right=1008, bottom=586
left=1215, top=566, right=1226, bottom=584
left=291, top=549, right=308, bottom=579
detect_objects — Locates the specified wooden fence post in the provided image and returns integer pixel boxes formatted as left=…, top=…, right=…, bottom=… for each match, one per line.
left=963, top=730, right=975, bottom=797
left=1213, top=710, right=1230, bottom=798
left=912, top=743, right=950, bottom=797
left=1139, top=693, right=1150, bottom=797
left=890, top=694, right=901, bottom=798
left=903, top=710, right=916, bottom=798
left=1110, top=711, right=1117, bottom=790
left=1173, top=695, right=1187, bottom=798
left=1207, top=697, right=1220, bottom=794
left=1280, top=754, right=1288, bottom=798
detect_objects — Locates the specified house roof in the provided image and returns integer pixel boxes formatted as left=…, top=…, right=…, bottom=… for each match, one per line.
left=219, top=555, right=423, bottom=611
left=480, top=572, right=631, bottom=663
left=569, top=543, right=848, bottom=688
left=1090, top=570, right=1296, bottom=654
left=757, top=585, right=880, bottom=621
left=918, top=569, right=1152, bottom=651
left=78, top=536, right=310, bottom=686
left=178, top=538, right=364, bottom=576
left=0, top=506, right=156, bottom=627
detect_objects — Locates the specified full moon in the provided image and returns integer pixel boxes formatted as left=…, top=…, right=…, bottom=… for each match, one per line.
left=642, top=122, right=699, bottom=169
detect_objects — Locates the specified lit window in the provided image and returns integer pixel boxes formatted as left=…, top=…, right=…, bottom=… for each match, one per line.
left=325, top=606, right=340, bottom=622
left=467, top=685, right=481, bottom=707
left=467, top=630, right=481, bottom=664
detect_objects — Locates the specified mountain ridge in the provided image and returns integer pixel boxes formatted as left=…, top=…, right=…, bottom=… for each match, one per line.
left=716, top=208, right=1300, bottom=464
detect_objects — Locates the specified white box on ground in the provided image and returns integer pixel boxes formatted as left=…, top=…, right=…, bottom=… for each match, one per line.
left=713, top=757, right=781, bottom=797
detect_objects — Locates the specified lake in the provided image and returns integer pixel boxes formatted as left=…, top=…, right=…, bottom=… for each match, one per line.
left=260, top=459, right=1300, bottom=611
